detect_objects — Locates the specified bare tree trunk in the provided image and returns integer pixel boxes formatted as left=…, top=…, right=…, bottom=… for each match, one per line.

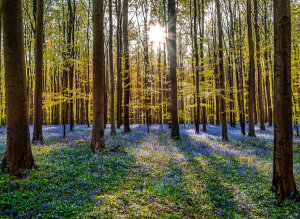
left=86, top=0, right=91, bottom=127
left=236, top=0, right=246, bottom=135
left=200, top=0, right=207, bottom=132
left=1, top=0, right=35, bottom=176
left=272, top=0, right=300, bottom=202
left=109, top=0, right=116, bottom=135
left=158, top=45, right=163, bottom=124
left=247, top=0, right=256, bottom=137
left=123, top=0, right=131, bottom=132
left=32, top=0, right=44, bottom=144
left=254, top=0, right=265, bottom=131
left=91, top=0, right=105, bottom=151
left=263, top=0, right=272, bottom=126
left=215, top=0, right=228, bottom=141
left=193, top=0, right=200, bottom=134
left=116, top=0, right=122, bottom=129
left=168, top=0, right=180, bottom=139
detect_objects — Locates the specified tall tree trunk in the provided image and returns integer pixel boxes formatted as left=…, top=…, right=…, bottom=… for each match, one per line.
left=91, top=0, right=105, bottom=151
left=247, top=0, right=256, bottom=137
left=236, top=0, right=246, bottom=135
left=104, top=52, right=108, bottom=129
left=215, top=0, right=228, bottom=141
left=193, top=0, right=200, bottom=134
left=123, top=0, right=131, bottom=132
left=109, top=0, right=116, bottom=135
left=158, top=45, right=163, bottom=124
left=263, top=0, right=272, bottom=126
left=32, top=0, right=44, bottom=144
left=86, top=0, right=91, bottom=127
left=227, top=0, right=235, bottom=128
left=168, top=0, right=180, bottom=138
left=116, top=0, right=122, bottom=129
left=67, top=0, right=75, bottom=131
left=1, top=0, right=35, bottom=176
left=254, top=0, right=265, bottom=130
left=144, top=1, right=151, bottom=133
left=200, top=0, right=207, bottom=132
left=272, top=0, right=300, bottom=202
left=213, top=37, right=220, bottom=126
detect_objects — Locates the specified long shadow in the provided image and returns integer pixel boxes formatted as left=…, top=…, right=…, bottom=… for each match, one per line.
left=0, top=125, right=144, bottom=218
left=169, top=130, right=300, bottom=218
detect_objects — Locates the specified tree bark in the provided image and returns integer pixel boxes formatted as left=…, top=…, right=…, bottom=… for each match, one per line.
left=272, top=0, right=300, bottom=202
left=263, top=0, right=272, bottom=126
left=254, top=0, right=265, bottom=131
left=32, top=0, right=44, bottom=144
left=109, top=0, right=116, bottom=135
left=193, top=0, right=200, bottom=134
left=236, top=0, right=246, bottom=135
left=86, top=0, right=91, bottom=127
left=200, top=0, right=207, bottom=132
left=1, top=0, right=35, bottom=176
left=123, top=0, right=131, bottom=132
left=168, top=0, right=180, bottom=139
left=116, top=0, right=122, bottom=129
left=215, top=0, right=228, bottom=141
left=247, top=0, right=256, bottom=137
left=91, top=0, right=105, bottom=151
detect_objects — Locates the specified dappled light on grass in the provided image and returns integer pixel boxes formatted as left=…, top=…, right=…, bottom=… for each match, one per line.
left=137, top=136, right=171, bottom=176
left=0, top=124, right=299, bottom=218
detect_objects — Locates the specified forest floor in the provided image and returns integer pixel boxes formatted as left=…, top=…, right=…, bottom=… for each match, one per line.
left=0, top=124, right=299, bottom=218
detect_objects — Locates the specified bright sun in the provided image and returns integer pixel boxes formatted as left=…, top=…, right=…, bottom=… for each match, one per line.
left=149, top=24, right=166, bottom=49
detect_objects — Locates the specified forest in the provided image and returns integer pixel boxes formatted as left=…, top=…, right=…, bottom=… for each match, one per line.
left=0, top=0, right=299, bottom=217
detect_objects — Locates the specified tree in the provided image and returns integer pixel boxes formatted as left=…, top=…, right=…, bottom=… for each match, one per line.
left=116, top=0, right=123, bottom=129
left=254, top=0, right=265, bottom=131
left=247, top=0, right=256, bottom=137
left=67, top=0, right=75, bottom=131
left=123, top=0, right=131, bottom=132
left=200, top=0, right=206, bottom=132
left=91, top=0, right=105, bottom=151
left=236, top=0, right=246, bottom=135
left=215, top=0, right=228, bottom=141
left=193, top=0, right=200, bottom=134
left=263, top=0, right=273, bottom=126
left=32, top=0, right=44, bottom=144
left=1, top=0, right=35, bottom=175
left=168, top=0, right=180, bottom=139
left=109, top=0, right=116, bottom=135
left=271, top=0, right=300, bottom=202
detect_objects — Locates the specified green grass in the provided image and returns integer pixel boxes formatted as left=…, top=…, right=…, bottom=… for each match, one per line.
left=0, top=124, right=299, bottom=218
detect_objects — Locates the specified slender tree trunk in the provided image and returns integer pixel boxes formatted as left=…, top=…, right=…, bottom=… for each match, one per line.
left=215, top=0, right=228, bottom=141
left=236, top=0, right=246, bottom=135
left=67, top=0, right=75, bottom=131
left=32, top=0, right=44, bottom=144
left=264, top=0, right=272, bottom=126
left=272, top=0, right=300, bottom=202
left=104, top=52, right=108, bottom=129
left=227, top=0, right=236, bottom=128
left=254, top=0, right=265, bottom=130
left=123, top=0, right=131, bottom=132
left=86, top=0, right=91, bottom=127
left=91, top=0, right=105, bottom=151
left=116, top=0, right=122, bottom=129
left=200, top=0, right=207, bottom=132
left=1, top=0, right=35, bottom=176
left=193, top=0, right=200, bottom=134
left=247, top=0, right=256, bottom=137
left=158, top=45, right=163, bottom=124
left=109, top=0, right=116, bottom=135
left=168, top=0, right=180, bottom=138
